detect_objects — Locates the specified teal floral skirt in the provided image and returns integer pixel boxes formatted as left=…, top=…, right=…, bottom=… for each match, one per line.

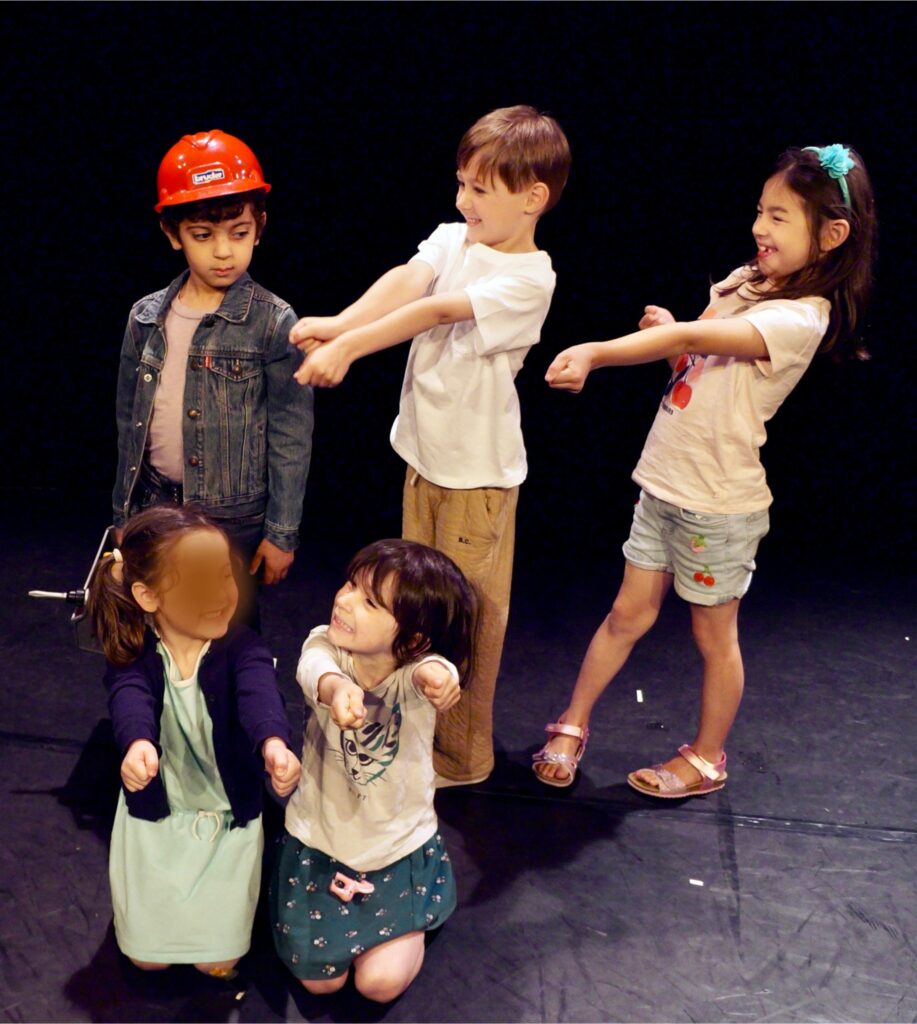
left=270, top=830, right=456, bottom=980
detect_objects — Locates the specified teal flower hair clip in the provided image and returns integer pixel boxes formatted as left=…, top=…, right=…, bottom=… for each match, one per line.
left=803, top=144, right=856, bottom=207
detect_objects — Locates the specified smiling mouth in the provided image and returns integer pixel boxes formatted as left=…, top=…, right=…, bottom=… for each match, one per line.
left=757, top=246, right=775, bottom=259
left=331, top=612, right=354, bottom=634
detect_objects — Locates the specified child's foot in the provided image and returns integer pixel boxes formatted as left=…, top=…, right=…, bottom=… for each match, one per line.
left=532, top=716, right=589, bottom=786
left=628, top=744, right=727, bottom=798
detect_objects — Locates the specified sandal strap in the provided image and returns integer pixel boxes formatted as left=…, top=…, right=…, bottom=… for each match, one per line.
left=544, top=721, right=588, bottom=742
left=678, top=744, right=725, bottom=781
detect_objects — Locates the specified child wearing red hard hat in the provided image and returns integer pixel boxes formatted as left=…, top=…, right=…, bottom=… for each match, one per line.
left=111, top=131, right=313, bottom=627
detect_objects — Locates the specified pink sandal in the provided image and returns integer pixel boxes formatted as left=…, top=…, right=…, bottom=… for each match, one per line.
left=627, top=744, right=727, bottom=799
left=532, top=722, right=589, bottom=788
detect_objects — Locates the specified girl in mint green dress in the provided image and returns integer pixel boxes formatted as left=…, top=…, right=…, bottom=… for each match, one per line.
left=89, top=504, right=301, bottom=976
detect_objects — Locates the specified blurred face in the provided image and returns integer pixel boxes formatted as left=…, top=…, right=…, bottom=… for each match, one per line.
left=753, top=174, right=814, bottom=282
left=165, top=203, right=260, bottom=295
left=455, top=155, right=538, bottom=253
left=326, top=572, right=399, bottom=659
left=138, top=529, right=238, bottom=642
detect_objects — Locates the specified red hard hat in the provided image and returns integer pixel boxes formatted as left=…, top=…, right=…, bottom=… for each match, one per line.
left=155, top=130, right=271, bottom=212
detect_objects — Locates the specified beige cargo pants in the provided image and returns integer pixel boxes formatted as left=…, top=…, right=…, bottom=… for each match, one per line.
left=402, top=466, right=519, bottom=782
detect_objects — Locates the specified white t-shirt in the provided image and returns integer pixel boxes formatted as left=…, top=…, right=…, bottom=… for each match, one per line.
left=389, top=222, right=556, bottom=489
left=147, top=297, right=204, bottom=482
left=632, top=267, right=830, bottom=514
left=284, top=626, right=454, bottom=873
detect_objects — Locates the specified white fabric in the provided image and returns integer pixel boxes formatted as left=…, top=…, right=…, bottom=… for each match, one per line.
left=632, top=267, right=830, bottom=513
left=147, top=296, right=204, bottom=482
left=284, top=626, right=455, bottom=873
left=390, top=222, right=556, bottom=488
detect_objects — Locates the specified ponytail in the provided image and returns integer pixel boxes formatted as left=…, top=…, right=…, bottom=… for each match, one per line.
left=87, top=553, right=148, bottom=666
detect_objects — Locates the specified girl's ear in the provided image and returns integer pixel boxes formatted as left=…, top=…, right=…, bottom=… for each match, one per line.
left=820, top=218, right=851, bottom=253
left=131, top=581, right=160, bottom=614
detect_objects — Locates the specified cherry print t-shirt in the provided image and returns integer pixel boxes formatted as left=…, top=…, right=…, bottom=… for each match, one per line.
left=632, top=267, right=830, bottom=514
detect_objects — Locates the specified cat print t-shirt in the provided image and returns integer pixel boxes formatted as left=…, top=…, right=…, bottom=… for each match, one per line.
left=284, top=626, right=446, bottom=872
left=632, top=266, right=830, bottom=514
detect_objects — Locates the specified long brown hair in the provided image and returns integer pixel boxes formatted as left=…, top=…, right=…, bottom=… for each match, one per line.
left=722, top=145, right=877, bottom=359
left=346, top=539, right=478, bottom=687
left=88, top=504, right=227, bottom=666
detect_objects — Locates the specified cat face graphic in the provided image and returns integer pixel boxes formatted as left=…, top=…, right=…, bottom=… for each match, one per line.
left=340, top=701, right=402, bottom=786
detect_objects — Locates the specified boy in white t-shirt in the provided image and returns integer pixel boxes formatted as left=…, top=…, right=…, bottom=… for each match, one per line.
left=291, top=105, right=572, bottom=784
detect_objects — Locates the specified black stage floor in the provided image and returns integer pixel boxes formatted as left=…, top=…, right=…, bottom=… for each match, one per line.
left=2, top=498, right=915, bottom=1023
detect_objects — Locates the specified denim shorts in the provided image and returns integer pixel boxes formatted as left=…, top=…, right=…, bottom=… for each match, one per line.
left=622, top=490, right=770, bottom=606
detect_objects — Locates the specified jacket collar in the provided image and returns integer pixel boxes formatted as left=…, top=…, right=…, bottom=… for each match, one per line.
left=135, top=271, right=255, bottom=326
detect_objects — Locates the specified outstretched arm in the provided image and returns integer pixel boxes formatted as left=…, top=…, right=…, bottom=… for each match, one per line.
left=289, top=262, right=436, bottom=350
left=546, top=317, right=768, bottom=393
left=294, top=290, right=474, bottom=388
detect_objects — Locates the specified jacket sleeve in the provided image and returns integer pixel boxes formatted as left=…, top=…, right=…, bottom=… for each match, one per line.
left=112, top=314, right=141, bottom=528
left=262, top=305, right=314, bottom=551
left=233, top=634, right=294, bottom=753
left=105, top=657, right=161, bottom=756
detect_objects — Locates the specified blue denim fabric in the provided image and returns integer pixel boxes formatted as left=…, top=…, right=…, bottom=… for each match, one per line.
left=112, top=271, right=314, bottom=551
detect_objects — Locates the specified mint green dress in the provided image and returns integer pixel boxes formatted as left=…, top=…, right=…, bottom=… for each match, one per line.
left=109, top=641, right=263, bottom=964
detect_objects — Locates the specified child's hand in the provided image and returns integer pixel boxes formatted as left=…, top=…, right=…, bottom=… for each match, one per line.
left=262, top=737, right=302, bottom=797
left=289, top=315, right=343, bottom=351
left=545, top=345, right=593, bottom=393
left=249, top=539, right=295, bottom=585
left=121, top=739, right=159, bottom=792
left=329, top=680, right=366, bottom=730
left=294, top=340, right=353, bottom=388
left=639, top=305, right=675, bottom=330
left=414, top=661, right=461, bottom=713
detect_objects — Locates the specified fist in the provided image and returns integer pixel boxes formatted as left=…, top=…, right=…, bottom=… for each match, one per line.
left=638, top=305, right=675, bottom=330
left=262, top=738, right=302, bottom=798
left=414, top=660, right=461, bottom=713
left=545, top=346, right=592, bottom=393
left=331, top=682, right=366, bottom=730
left=121, top=739, right=159, bottom=793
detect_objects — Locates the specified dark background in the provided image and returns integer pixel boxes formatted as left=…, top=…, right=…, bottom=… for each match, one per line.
left=4, top=2, right=914, bottom=576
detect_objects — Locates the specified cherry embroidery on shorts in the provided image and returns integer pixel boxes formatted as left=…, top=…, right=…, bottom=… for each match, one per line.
left=693, top=565, right=716, bottom=587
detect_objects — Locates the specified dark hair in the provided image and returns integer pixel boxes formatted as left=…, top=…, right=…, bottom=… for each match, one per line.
left=457, top=105, right=572, bottom=213
left=722, top=145, right=877, bottom=359
left=88, top=504, right=228, bottom=666
left=346, top=539, right=478, bottom=687
left=159, top=188, right=268, bottom=241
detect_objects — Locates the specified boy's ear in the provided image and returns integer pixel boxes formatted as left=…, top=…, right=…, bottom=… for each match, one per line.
left=525, top=181, right=550, bottom=217
left=820, top=218, right=850, bottom=253
left=131, top=581, right=160, bottom=614
left=160, top=220, right=183, bottom=251
left=255, top=210, right=267, bottom=245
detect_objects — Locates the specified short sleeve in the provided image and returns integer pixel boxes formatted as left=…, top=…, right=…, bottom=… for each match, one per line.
left=465, top=271, right=555, bottom=356
left=739, top=298, right=829, bottom=376
left=296, top=626, right=347, bottom=709
left=410, top=223, right=459, bottom=279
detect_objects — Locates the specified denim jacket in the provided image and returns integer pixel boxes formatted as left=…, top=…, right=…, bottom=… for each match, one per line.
left=105, top=626, right=293, bottom=826
left=112, top=271, right=314, bottom=551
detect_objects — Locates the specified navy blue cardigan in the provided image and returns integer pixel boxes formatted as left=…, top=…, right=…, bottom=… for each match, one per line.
left=105, top=626, right=293, bottom=826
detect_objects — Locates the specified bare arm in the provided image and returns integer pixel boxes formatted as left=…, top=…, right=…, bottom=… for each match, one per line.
left=546, top=318, right=768, bottom=393
left=295, top=290, right=475, bottom=387
left=289, top=262, right=436, bottom=346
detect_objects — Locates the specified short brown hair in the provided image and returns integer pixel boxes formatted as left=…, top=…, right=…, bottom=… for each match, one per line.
left=457, top=105, right=571, bottom=213
left=159, top=188, right=268, bottom=241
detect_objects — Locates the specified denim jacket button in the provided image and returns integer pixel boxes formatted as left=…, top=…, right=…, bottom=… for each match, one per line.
left=143, top=373, right=153, bottom=382
left=188, top=455, right=200, bottom=467
left=187, top=408, right=200, bottom=419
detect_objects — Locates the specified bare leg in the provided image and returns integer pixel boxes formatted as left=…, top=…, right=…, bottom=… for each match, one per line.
left=194, top=957, right=240, bottom=978
left=636, top=598, right=743, bottom=788
left=129, top=959, right=170, bottom=971
left=536, top=564, right=672, bottom=782
left=301, top=972, right=350, bottom=995
left=353, top=931, right=426, bottom=1004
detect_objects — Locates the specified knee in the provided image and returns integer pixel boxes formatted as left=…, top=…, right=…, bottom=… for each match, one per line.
left=605, top=598, right=657, bottom=640
left=691, top=617, right=740, bottom=658
left=194, top=958, right=239, bottom=978
left=301, top=975, right=349, bottom=996
left=354, top=970, right=411, bottom=1004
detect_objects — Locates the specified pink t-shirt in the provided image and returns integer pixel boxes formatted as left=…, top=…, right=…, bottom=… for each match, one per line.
left=147, top=296, right=205, bottom=482
left=632, top=267, right=830, bottom=514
